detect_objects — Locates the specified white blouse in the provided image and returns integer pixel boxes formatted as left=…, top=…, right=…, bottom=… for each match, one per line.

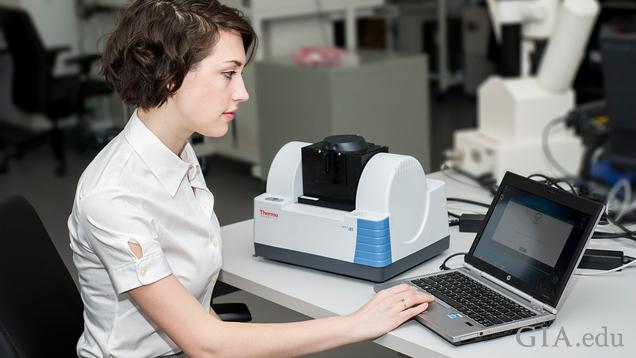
left=68, top=110, right=222, bottom=358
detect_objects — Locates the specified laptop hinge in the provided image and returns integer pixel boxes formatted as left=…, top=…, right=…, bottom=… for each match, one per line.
left=529, top=298, right=556, bottom=314
left=463, top=263, right=557, bottom=315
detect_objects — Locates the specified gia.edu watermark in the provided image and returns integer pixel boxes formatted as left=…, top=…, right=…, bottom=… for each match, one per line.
left=515, top=325, right=624, bottom=348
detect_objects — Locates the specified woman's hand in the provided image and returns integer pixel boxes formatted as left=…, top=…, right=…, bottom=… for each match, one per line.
left=348, top=283, right=435, bottom=341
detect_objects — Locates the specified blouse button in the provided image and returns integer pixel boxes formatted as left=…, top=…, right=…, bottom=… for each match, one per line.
left=139, top=267, right=146, bottom=277
left=212, top=239, right=219, bottom=248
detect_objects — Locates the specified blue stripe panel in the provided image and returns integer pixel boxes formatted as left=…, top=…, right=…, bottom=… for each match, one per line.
left=354, top=218, right=391, bottom=267
left=357, top=218, right=390, bottom=230
left=357, top=227, right=390, bottom=238
left=355, top=242, right=391, bottom=253
left=356, top=235, right=391, bottom=246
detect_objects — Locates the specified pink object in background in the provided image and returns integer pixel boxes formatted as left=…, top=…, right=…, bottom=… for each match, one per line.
left=292, top=46, right=360, bottom=68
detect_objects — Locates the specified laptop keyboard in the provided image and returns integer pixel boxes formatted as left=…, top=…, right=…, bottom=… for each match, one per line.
left=411, top=271, right=537, bottom=327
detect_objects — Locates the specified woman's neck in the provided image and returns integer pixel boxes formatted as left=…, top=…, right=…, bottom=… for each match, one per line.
left=137, top=105, right=192, bottom=156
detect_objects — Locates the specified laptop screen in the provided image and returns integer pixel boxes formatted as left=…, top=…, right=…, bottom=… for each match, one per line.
left=466, top=173, right=603, bottom=308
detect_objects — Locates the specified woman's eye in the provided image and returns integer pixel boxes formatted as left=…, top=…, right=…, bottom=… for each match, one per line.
left=222, top=71, right=237, bottom=79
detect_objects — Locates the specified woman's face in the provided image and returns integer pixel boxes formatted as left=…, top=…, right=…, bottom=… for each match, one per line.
left=172, top=29, right=249, bottom=137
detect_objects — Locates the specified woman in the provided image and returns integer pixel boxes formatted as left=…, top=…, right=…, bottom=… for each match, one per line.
left=68, top=1, right=434, bottom=357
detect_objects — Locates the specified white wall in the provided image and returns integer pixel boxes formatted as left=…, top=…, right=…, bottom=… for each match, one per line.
left=0, top=0, right=18, bottom=7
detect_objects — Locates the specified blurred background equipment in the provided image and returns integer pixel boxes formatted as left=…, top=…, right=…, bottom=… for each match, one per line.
left=453, top=0, right=601, bottom=181
left=389, top=0, right=465, bottom=95
left=595, top=30, right=636, bottom=178
left=565, top=27, right=636, bottom=190
left=462, top=5, right=494, bottom=95
left=291, top=45, right=360, bottom=68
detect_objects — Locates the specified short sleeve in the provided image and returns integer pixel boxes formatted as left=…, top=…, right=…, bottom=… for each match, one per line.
left=78, top=191, right=172, bottom=294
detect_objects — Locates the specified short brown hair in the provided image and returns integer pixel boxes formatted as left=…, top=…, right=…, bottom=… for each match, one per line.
left=101, top=0, right=257, bottom=110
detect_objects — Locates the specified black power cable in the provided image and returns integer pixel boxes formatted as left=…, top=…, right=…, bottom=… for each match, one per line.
left=448, top=211, right=461, bottom=219
left=447, top=197, right=491, bottom=208
left=593, top=232, right=635, bottom=240
left=606, top=215, right=636, bottom=240
left=440, top=252, right=467, bottom=271
left=527, top=173, right=576, bottom=194
left=448, top=166, right=498, bottom=195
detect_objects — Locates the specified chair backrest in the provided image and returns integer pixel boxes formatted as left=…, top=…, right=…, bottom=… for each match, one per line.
left=0, top=196, right=83, bottom=358
left=0, top=6, right=50, bottom=112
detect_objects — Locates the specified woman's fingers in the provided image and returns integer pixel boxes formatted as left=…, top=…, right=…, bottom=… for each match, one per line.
left=400, top=302, right=430, bottom=319
left=382, top=283, right=414, bottom=296
left=379, top=284, right=435, bottom=312
left=397, top=291, right=435, bottom=311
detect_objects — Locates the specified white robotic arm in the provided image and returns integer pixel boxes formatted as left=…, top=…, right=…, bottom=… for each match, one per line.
left=487, top=0, right=598, bottom=82
left=538, top=0, right=600, bottom=92
left=488, top=0, right=560, bottom=41
left=454, top=0, right=600, bottom=180
left=487, top=0, right=560, bottom=76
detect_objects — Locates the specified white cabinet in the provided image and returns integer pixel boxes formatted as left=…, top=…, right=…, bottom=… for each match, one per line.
left=255, top=52, right=431, bottom=180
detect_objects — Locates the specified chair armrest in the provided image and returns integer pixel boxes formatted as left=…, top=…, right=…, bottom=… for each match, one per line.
left=47, top=45, right=72, bottom=55
left=211, top=303, right=252, bottom=322
left=65, top=54, right=102, bottom=75
left=45, top=45, right=72, bottom=66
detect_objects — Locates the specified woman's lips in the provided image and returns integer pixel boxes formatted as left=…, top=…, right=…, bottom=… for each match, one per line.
left=223, top=112, right=235, bottom=120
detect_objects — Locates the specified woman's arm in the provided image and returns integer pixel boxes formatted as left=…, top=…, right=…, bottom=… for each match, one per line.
left=128, top=275, right=433, bottom=358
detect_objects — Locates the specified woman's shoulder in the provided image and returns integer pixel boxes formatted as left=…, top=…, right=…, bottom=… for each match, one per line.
left=75, top=135, right=141, bottom=208
left=81, top=134, right=137, bottom=189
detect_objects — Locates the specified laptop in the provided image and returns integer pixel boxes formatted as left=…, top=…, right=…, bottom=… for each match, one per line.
left=375, top=171, right=604, bottom=345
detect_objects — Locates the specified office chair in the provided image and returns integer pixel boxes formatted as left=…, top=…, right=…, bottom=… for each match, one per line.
left=0, top=6, right=113, bottom=175
left=0, top=195, right=84, bottom=357
left=0, top=196, right=250, bottom=358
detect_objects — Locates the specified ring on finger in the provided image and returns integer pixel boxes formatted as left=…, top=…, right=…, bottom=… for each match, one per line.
left=400, top=298, right=406, bottom=310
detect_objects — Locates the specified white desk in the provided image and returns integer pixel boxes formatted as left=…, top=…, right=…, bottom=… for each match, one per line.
left=219, top=172, right=635, bottom=357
